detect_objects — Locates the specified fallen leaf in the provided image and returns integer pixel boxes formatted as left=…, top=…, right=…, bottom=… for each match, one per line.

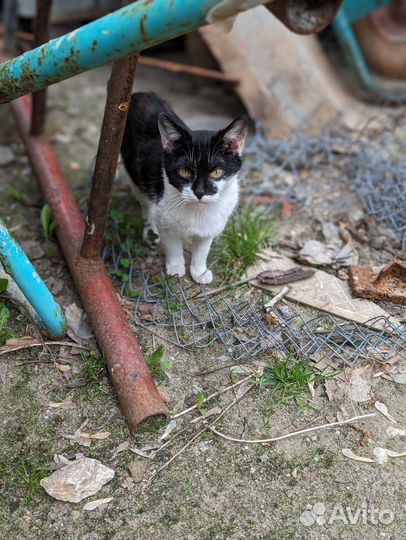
left=389, top=372, right=406, bottom=385
left=83, top=497, right=113, bottom=511
left=130, top=447, right=156, bottom=459
left=5, top=336, right=38, bottom=347
left=336, top=406, right=350, bottom=423
left=347, top=366, right=373, bottom=402
left=48, top=401, right=77, bottom=410
left=342, top=448, right=374, bottom=463
left=55, top=362, right=72, bottom=373
left=159, top=420, right=176, bottom=441
left=157, top=385, right=171, bottom=403
left=109, top=440, right=130, bottom=461
left=90, top=432, right=110, bottom=440
left=324, top=379, right=337, bottom=401
left=386, top=427, right=405, bottom=438
left=373, top=447, right=388, bottom=465
left=136, top=303, right=164, bottom=322
left=374, top=401, right=397, bottom=423
left=65, top=303, right=93, bottom=344
left=40, top=457, right=114, bottom=503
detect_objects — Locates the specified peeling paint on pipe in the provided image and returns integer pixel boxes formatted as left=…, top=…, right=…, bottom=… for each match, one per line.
left=0, top=0, right=268, bottom=103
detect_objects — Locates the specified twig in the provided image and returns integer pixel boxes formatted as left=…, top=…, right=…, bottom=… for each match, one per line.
left=205, top=413, right=376, bottom=444
left=171, top=373, right=254, bottom=419
left=143, top=383, right=255, bottom=490
left=264, top=286, right=290, bottom=310
left=0, top=341, right=87, bottom=356
left=191, top=277, right=255, bottom=300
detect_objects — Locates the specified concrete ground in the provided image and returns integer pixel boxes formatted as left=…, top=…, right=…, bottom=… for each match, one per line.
left=0, top=48, right=405, bottom=540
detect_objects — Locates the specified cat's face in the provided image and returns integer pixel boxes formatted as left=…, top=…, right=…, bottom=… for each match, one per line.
left=158, top=114, right=247, bottom=204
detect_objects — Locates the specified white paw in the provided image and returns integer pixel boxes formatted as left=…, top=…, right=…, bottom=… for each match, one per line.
left=166, top=262, right=186, bottom=277
left=191, top=268, right=213, bottom=284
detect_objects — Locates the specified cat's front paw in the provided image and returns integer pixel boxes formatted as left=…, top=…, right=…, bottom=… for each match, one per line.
left=166, top=262, right=186, bottom=277
left=191, top=267, right=213, bottom=285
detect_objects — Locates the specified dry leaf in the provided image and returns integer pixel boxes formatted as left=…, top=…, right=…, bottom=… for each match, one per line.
left=55, top=362, right=72, bottom=373
left=157, top=385, right=171, bottom=403
left=48, top=401, right=77, bottom=410
left=324, top=379, right=337, bottom=401
left=386, top=427, right=405, bottom=438
left=109, top=440, right=130, bottom=461
left=65, top=303, right=93, bottom=344
left=90, top=432, right=110, bottom=440
left=342, top=448, right=374, bottom=463
left=337, top=406, right=350, bottom=423
left=83, top=497, right=113, bottom=511
left=130, top=447, right=156, bottom=459
left=159, top=420, right=176, bottom=441
left=374, top=401, right=397, bottom=423
left=128, top=461, right=147, bottom=483
left=347, top=366, right=373, bottom=402
left=5, top=336, right=38, bottom=347
left=373, top=447, right=388, bottom=465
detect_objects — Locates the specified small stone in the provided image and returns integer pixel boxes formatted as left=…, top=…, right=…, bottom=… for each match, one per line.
left=128, top=460, right=147, bottom=483
left=198, top=441, right=210, bottom=453
left=0, top=145, right=15, bottom=166
left=40, top=457, right=114, bottom=503
left=334, top=476, right=346, bottom=484
left=250, top=467, right=257, bottom=475
left=259, top=453, right=269, bottom=463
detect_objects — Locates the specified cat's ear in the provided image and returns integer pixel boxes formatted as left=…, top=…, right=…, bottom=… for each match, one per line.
left=219, top=118, right=247, bottom=156
left=158, top=114, right=187, bottom=151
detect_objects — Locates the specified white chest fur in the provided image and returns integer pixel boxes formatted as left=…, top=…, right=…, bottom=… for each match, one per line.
left=151, top=175, right=239, bottom=240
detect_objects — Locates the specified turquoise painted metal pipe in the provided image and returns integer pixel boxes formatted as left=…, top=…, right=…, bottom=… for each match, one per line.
left=0, top=219, right=66, bottom=338
left=0, top=0, right=266, bottom=103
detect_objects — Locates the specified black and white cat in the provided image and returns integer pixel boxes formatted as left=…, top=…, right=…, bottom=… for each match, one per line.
left=121, top=92, right=247, bottom=284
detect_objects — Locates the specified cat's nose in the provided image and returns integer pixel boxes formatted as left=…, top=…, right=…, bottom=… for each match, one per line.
left=195, top=190, right=205, bottom=200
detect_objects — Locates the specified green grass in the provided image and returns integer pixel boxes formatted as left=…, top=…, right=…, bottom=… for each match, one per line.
left=12, top=459, right=49, bottom=504
left=79, top=349, right=106, bottom=386
left=259, top=354, right=338, bottom=411
left=146, top=345, right=172, bottom=378
left=40, top=203, right=57, bottom=241
left=211, top=207, right=274, bottom=282
left=0, top=301, right=11, bottom=346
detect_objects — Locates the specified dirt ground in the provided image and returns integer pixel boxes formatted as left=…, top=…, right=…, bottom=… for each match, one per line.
left=0, top=51, right=405, bottom=540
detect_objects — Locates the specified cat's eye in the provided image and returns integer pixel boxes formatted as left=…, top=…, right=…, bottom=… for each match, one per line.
left=178, top=167, right=191, bottom=179
left=210, top=168, right=224, bottom=180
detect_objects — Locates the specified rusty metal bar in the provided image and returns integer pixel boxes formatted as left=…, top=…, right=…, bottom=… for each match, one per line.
left=31, top=0, right=52, bottom=136
left=9, top=94, right=168, bottom=432
left=81, top=54, right=138, bottom=259
left=267, top=0, right=342, bottom=35
left=138, top=55, right=239, bottom=84
left=0, top=0, right=272, bottom=104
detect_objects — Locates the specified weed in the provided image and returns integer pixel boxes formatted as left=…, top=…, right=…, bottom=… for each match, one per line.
left=40, top=203, right=57, bottom=241
left=0, top=302, right=11, bottom=346
left=146, top=345, right=172, bottom=378
left=259, top=354, right=338, bottom=411
left=80, top=349, right=106, bottom=386
left=195, top=392, right=207, bottom=415
left=12, top=459, right=48, bottom=503
left=0, top=278, right=8, bottom=294
left=211, top=207, right=274, bottom=281
left=8, top=187, right=26, bottom=203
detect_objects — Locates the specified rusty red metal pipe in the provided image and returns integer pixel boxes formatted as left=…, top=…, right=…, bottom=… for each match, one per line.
left=81, top=53, right=138, bottom=259
left=10, top=95, right=168, bottom=432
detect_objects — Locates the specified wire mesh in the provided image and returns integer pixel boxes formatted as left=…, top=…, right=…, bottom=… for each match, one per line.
left=103, top=256, right=406, bottom=367
left=242, top=117, right=406, bottom=245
